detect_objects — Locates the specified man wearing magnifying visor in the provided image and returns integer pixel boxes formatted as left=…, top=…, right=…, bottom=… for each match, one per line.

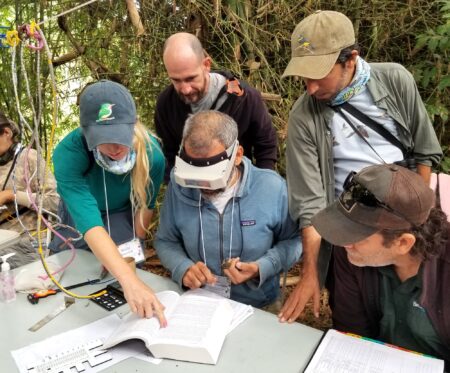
left=154, top=110, right=301, bottom=309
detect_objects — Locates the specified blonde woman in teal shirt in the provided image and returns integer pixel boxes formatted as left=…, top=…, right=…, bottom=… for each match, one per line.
left=50, top=80, right=166, bottom=325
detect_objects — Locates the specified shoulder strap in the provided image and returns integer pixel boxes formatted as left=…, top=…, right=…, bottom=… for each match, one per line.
left=211, top=72, right=245, bottom=112
left=2, top=144, right=24, bottom=191
left=330, top=105, right=386, bottom=163
left=81, top=135, right=95, bottom=176
left=340, top=102, right=407, bottom=155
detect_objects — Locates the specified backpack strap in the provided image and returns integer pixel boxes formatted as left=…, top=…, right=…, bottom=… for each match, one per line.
left=2, top=143, right=24, bottom=191
left=211, top=72, right=246, bottom=112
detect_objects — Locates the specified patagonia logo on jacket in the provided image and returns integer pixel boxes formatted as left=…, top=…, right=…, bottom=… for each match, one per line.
left=241, top=220, right=256, bottom=226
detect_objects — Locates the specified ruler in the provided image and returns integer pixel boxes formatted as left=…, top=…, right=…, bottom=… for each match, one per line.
left=29, top=296, right=75, bottom=332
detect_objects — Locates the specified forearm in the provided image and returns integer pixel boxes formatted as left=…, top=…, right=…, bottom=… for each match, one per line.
left=416, top=163, right=431, bottom=185
left=154, top=239, right=194, bottom=285
left=301, top=225, right=322, bottom=275
left=84, top=226, right=136, bottom=283
left=85, top=226, right=166, bottom=323
left=257, top=237, right=301, bottom=285
left=134, top=208, right=153, bottom=239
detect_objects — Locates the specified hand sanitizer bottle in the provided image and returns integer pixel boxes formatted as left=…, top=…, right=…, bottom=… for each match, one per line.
left=0, top=253, right=16, bottom=303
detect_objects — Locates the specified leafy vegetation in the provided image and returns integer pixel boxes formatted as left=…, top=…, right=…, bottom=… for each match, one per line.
left=0, top=0, right=448, bottom=168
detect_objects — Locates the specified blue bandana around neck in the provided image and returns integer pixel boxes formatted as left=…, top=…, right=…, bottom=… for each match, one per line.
left=93, top=148, right=136, bottom=175
left=331, top=57, right=371, bottom=106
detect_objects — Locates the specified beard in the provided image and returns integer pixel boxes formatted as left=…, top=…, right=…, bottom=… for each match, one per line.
left=176, top=78, right=208, bottom=105
left=200, top=187, right=227, bottom=199
left=178, top=91, right=203, bottom=105
left=200, top=167, right=238, bottom=200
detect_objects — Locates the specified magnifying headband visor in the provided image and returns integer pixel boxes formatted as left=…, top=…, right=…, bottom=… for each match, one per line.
left=174, top=140, right=239, bottom=190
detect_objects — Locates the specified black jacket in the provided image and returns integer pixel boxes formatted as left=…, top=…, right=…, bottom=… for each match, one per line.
left=154, top=71, right=278, bottom=182
left=331, top=224, right=450, bottom=368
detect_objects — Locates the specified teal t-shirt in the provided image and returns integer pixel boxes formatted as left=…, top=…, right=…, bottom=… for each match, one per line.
left=53, top=128, right=165, bottom=234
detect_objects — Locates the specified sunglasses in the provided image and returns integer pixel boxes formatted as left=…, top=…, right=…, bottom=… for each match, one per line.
left=340, top=171, right=410, bottom=223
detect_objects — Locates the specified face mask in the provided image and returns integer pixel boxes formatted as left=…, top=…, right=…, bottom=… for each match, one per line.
left=93, top=147, right=136, bottom=175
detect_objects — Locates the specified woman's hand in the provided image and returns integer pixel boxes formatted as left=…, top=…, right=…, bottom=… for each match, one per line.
left=120, top=276, right=167, bottom=327
left=84, top=226, right=167, bottom=326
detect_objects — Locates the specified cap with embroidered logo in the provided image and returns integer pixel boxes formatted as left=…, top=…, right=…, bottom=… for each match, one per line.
left=80, top=80, right=136, bottom=150
left=282, top=10, right=355, bottom=80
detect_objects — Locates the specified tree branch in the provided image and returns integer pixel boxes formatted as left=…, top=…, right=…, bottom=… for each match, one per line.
left=125, top=0, right=145, bottom=36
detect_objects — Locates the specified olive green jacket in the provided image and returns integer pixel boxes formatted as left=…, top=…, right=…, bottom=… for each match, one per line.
left=286, top=62, right=442, bottom=281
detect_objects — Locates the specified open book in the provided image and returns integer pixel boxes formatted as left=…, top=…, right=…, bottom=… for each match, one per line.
left=305, top=329, right=445, bottom=373
left=103, top=290, right=235, bottom=365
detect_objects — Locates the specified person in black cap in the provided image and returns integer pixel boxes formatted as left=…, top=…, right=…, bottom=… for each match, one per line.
left=49, top=80, right=167, bottom=324
left=312, top=164, right=450, bottom=367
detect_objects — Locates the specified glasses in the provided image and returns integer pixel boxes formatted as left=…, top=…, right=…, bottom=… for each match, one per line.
left=340, top=171, right=410, bottom=223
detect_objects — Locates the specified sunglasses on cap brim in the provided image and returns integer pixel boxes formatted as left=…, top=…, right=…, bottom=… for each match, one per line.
left=339, top=171, right=411, bottom=224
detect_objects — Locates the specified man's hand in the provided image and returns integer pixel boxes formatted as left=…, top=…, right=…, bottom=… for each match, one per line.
left=224, top=258, right=259, bottom=285
left=120, top=276, right=167, bottom=327
left=278, top=225, right=322, bottom=323
left=278, top=268, right=320, bottom=323
left=0, top=190, right=14, bottom=205
left=182, top=262, right=217, bottom=289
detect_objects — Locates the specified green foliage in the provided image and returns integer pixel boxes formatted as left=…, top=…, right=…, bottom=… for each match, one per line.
left=0, top=0, right=448, bottom=173
left=410, top=0, right=449, bottom=171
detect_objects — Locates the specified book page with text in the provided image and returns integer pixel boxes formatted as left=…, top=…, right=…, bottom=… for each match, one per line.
left=186, top=288, right=254, bottom=333
left=305, top=329, right=444, bottom=373
left=103, top=290, right=180, bottom=349
left=150, top=293, right=233, bottom=364
left=155, top=294, right=231, bottom=345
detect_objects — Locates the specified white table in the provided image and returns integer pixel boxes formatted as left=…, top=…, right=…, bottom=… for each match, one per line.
left=1, top=250, right=323, bottom=372
left=0, top=229, right=20, bottom=250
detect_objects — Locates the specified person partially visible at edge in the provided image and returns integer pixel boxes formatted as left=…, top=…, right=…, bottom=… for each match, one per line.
left=154, top=110, right=301, bottom=310
left=0, top=111, right=59, bottom=268
left=155, top=32, right=278, bottom=182
left=312, top=164, right=450, bottom=368
left=49, top=80, right=167, bottom=325
left=278, top=10, right=442, bottom=323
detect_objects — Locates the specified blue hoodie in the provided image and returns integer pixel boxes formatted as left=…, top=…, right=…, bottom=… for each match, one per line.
left=155, top=157, right=301, bottom=308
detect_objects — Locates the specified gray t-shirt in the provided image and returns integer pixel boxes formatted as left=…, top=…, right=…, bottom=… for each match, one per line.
left=191, top=73, right=227, bottom=113
left=331, top=88, right=403, bottom=196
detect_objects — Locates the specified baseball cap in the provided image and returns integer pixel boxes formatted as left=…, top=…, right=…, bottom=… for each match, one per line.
left=79, top=80, right=136, bottom=150
left=282, top=10, right=355, bottom=79
left=312, top=164, right=435, bottom=246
